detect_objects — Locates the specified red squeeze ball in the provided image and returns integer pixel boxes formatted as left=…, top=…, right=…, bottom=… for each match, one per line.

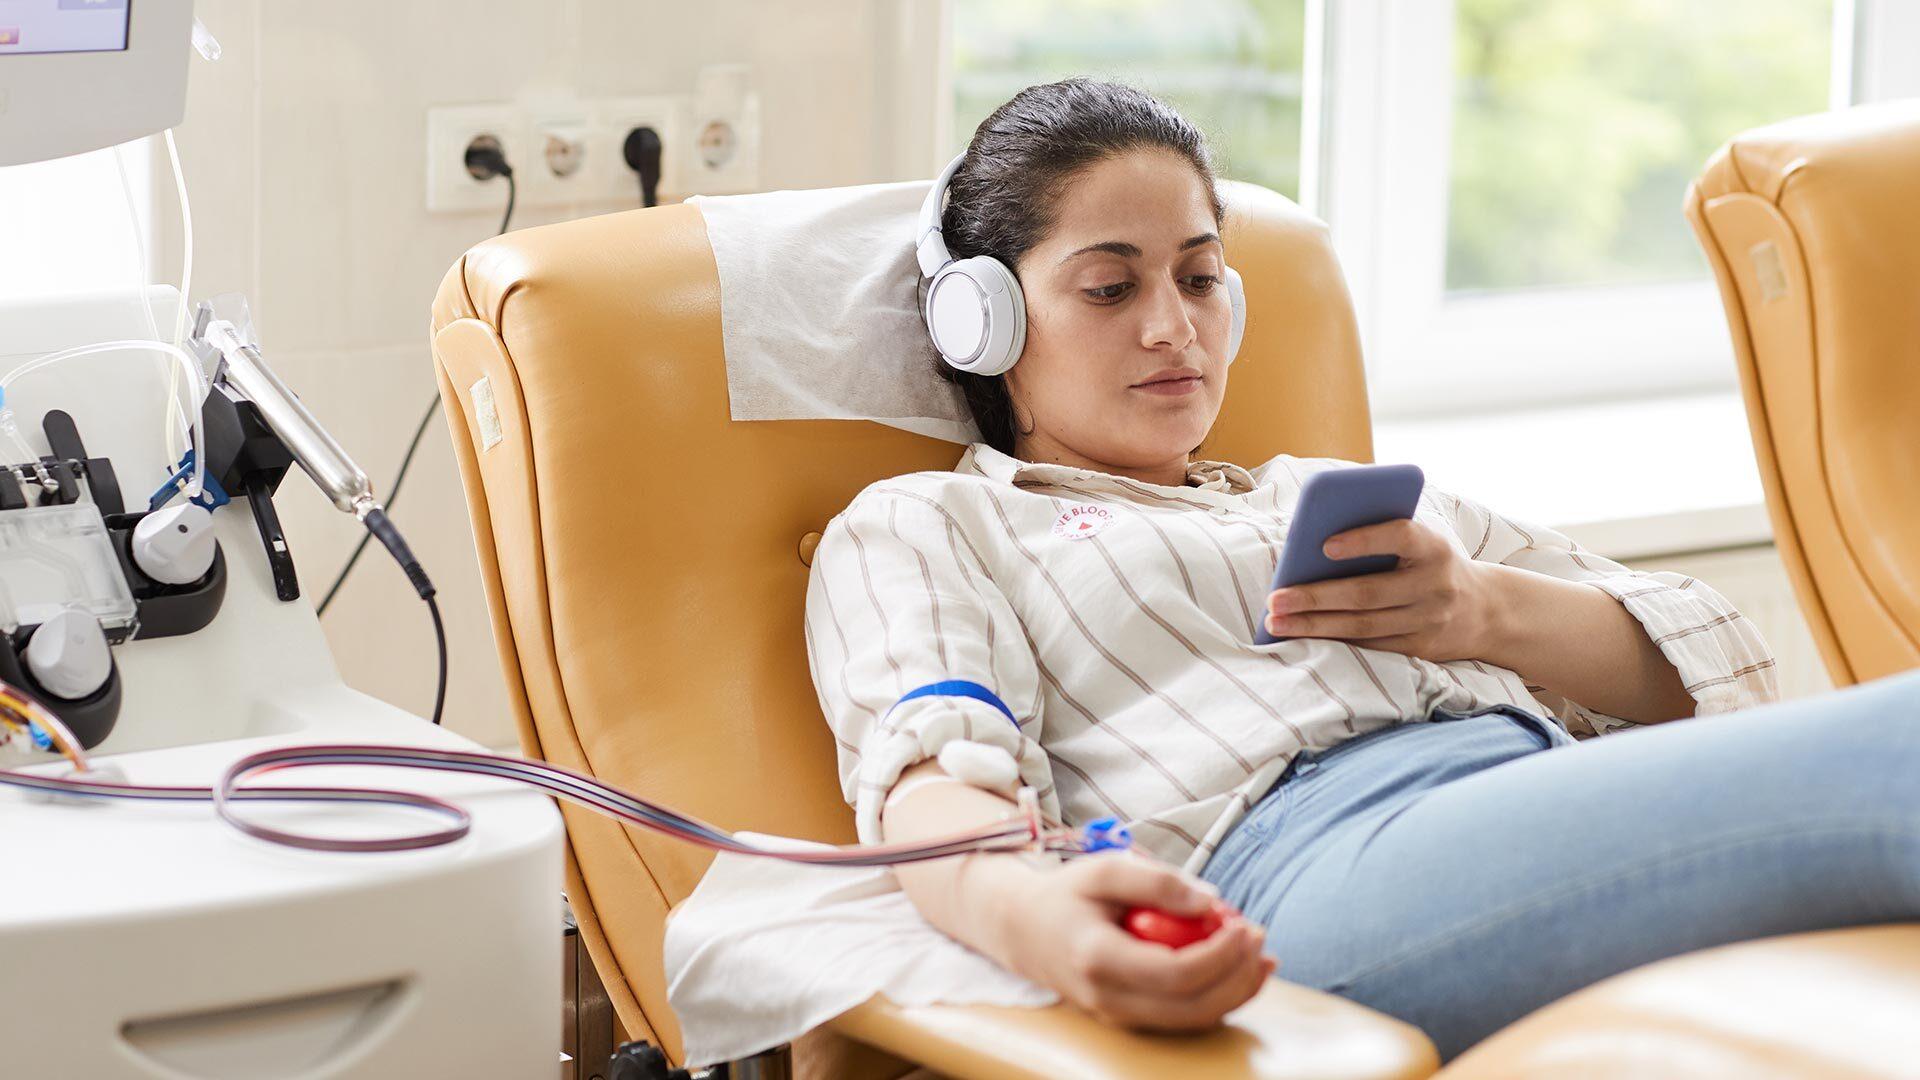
left=1123, top=901, right=1230, bottom=949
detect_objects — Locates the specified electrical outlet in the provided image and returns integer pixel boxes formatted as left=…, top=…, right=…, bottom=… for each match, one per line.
left=428, top=93, right=709, bottom=215
left=688, top=65, right=760, bottom=194
left=524, top=103, right=596, bottom=207
left=683, top=102, right=760, bottom=194
left=426, top=103, right=526, bottom=214
left=595, top=95, right=686, bottom=205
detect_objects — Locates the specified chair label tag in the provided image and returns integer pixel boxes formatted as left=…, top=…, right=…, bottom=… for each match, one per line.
left=471, top=375, right=504, bottom=450
left=1749, top=241, right=1789, bottom=303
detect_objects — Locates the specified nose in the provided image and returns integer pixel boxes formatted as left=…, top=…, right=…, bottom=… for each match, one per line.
left=1137, top=277, right=1198, bottom=352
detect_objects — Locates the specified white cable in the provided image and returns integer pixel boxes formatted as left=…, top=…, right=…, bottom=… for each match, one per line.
left=162, top=129, right=195, bottom=470
left=112, top=142, right=162, bottom=345
left=114, top=139, right=191, bottom=468
left=163, top=129, right=193, bottom=353
left=2, top=340, right=209, bottom=501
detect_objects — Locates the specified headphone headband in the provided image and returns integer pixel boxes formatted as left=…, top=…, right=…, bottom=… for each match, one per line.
left=915, top=152, right=967, bottom=279
left=912, top=150, right=1246, bottom=378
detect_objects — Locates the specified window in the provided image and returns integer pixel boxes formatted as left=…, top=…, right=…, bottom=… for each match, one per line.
left=1445, top=1, right=1833, bottom=294
left=951, top=0, right=1308, bottom=200
left=0, top=144, right=153, bottom=300
left=945, top=0, right=1901, bottom=420
left=1316, top=0, right=1842, bottom=417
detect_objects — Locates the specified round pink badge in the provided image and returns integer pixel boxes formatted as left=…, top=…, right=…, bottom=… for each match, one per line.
left=1051, top=504, right=1114, bottom=541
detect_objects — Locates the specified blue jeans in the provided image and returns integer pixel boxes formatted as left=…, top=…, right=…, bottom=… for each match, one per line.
left=1199, top=668, right=1920, bottom=1062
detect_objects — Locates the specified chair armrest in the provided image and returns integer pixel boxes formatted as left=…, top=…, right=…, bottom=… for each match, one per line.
left=1434, top=924, right=1920, bottom=1078
left=827, top=977, right=1440, bottom=1080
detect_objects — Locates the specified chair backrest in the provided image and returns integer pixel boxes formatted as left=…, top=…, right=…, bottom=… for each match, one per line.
left=1686, top=101, right=1920, bottom=687
left=429, top=178, right=1371, bottom=1057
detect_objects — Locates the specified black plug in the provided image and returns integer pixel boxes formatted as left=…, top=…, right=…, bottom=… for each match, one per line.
left=463, top=134, right=517, bottom=234
left=464, top=133, right=513, bottom=181
left=622, top=126, right=663, bottom=208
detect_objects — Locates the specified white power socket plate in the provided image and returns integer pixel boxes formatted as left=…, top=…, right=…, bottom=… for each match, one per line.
left=521, top=99, right=597, bottom=209
left=684, top=94, right=761, bottom=195
left=428, top=95, right=729, bottom=216
left=687, top=64, right=761, bottom=196
left=425, top=103, right=525, bottom=214
left=594, top=95, right=686, bottom=205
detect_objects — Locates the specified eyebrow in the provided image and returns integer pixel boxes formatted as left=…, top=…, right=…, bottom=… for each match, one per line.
left=1058, top=232, right=1221, bottom=266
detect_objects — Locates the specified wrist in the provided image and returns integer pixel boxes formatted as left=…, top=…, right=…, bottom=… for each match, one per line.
left=1471, top=562, right=1528, bottom=666
left=954, top=851, right=1042, bottom=969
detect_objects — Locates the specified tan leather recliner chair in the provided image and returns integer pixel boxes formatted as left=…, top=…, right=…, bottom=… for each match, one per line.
left=427, top=179, right=1433, bottom=1079
left=430, top=176, right=1920, bottom=1079
left=1685, top=99, right=1920, bottom=687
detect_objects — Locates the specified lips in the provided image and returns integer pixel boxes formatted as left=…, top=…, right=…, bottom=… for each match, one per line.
left=1133, top=367, right=1203, bottom=387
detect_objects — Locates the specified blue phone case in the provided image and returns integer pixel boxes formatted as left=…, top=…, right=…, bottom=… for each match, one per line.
left=1253, top=463, right=1426, bottom=645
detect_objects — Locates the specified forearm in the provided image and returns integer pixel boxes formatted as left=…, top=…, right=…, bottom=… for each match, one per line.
left=1478, top=562, right=1696, bottom=723
left=879, top=759, right=1042, bottom=968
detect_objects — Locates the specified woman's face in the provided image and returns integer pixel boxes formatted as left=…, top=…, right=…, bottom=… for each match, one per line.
left=1006, top=147, right=1231, bottom=481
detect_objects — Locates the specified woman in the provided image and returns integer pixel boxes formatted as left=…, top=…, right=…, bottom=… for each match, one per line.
left=803, top=78, right=1920, bottom=1061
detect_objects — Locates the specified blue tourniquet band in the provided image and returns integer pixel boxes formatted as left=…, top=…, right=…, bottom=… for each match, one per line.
left=890, top=680, right=1018, bottom=728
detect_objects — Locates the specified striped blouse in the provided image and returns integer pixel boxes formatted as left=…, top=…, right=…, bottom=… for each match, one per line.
left=803, top=442, right=1779, bottom=873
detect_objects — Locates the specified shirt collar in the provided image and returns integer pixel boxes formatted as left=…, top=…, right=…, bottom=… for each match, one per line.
left=957, top=442, right=1257, bottom=495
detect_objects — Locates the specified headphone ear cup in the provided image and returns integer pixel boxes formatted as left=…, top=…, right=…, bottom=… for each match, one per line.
left=1224, top=265, right=1247, bottom=364
left=924, top=255, right=1027, bottom=377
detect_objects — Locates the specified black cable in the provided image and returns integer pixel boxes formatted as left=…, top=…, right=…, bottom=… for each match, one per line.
left=316, top=158, right=515, bottom=618
left=355, top=506, right=441, bottom=725
left=425, top=592, right=447, bottom=726
left=308, top=142, right=513, bottom=727
left=316, top=394, right=439, bottom=616
left=363, top=507, right=435, bottom=602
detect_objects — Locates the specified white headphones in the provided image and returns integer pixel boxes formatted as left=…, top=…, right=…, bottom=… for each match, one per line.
left=914, top=152, right=1247, bottom=377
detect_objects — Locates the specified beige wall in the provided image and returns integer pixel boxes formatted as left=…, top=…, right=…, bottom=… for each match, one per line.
left=162, top=0, right=945, bottom=749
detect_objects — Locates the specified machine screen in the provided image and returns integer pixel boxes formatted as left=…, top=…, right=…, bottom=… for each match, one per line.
left=0, top=0, right=131, bottom=55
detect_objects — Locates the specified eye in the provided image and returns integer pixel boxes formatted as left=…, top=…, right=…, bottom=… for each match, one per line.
left=1185, top=274, right=1221, bottom=294
left=1084, top=282, right=1133, bottom=303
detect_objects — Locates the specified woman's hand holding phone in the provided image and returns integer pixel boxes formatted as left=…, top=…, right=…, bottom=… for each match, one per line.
left=1265, top=517, right=1503, bottom=661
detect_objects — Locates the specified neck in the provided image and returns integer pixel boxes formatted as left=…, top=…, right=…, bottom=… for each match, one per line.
left=1012, top=432, right=1191, bottom=488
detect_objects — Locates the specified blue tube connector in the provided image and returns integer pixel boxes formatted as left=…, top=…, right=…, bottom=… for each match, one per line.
left=1080, top=816, right=1133, bottom=854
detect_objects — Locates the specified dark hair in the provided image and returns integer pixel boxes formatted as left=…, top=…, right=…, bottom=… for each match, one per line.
left=931, top=78, right=1226, bottom=455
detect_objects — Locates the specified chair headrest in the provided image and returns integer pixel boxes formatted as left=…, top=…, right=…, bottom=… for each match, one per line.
left=690, top=180, right=980, bottom=444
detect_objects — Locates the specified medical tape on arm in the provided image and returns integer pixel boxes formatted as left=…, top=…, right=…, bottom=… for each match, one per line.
left=890, top=679, right=1018, bottom=725
left=880, top=773, right=972, bottom=813
left=879, top=679, right=1025, bottom=797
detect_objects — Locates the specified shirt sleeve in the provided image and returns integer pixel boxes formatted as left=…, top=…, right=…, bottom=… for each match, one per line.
left=804, top=489, right=1057, bottom=843
left=1426, top=487, right=1780, bottom=733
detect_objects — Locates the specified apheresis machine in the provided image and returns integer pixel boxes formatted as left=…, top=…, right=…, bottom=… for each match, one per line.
left=0, top=3, right=566, bottom=1076
left=0, top=4, right=1150, bottom=1077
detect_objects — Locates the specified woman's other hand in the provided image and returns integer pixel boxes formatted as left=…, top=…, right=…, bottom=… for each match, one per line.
left=993, top=853, right=1275, bottom=1031
left=1265, top=518, right=1501, bottom=661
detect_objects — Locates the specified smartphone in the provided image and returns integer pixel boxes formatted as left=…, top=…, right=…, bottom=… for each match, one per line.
left=1253, top=463, right=1426, bottom=645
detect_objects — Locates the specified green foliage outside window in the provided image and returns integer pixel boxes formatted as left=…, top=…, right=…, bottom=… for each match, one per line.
left=952, top=0, right=1307, bottom=200
left=1449, top=0, right=1832, bottom=291
left=952, top=0, right=1832, bottom=294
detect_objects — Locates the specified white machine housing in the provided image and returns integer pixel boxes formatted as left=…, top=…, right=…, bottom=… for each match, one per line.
left=0, top=0, right=192, bottom=166
left=0, top=290, right=564, bottom=1078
